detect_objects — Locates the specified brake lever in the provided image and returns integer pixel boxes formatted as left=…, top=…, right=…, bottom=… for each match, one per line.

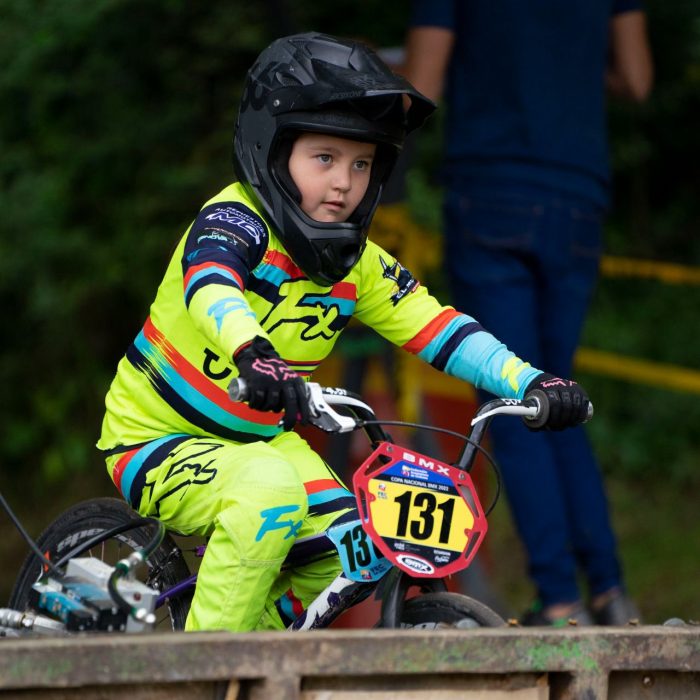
left=228, top=378, right=358, bottom=433
left=305, top=383, right=357, bottom=433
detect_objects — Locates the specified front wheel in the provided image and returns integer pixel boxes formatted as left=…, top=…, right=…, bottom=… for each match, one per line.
left=8, top=497, right=192, bottom=631
left=400, top=592, right=506, bottom=629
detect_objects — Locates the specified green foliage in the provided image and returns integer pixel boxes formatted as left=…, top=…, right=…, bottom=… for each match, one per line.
left=587, top=0, right=700, bottom=484
left=578, top=274, right=700, bottom=484
left=0, top=1, right=415, bottom=488
left=608, top=0, right=700, bottom=261
left=0, top=0, right=276, bottom=484
left=285, top=1, right=409, bottom=47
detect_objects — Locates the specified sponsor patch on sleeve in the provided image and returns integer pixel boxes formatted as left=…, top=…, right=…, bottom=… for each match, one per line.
left=379, top=254, right=420, bottom=305
left=198, top=202, right=268, bottom=248
left=196, top=227, right=248, bottom=248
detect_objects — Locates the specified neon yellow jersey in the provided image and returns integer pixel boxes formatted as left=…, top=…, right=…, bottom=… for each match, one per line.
left=98, top=183, right=540, bottom=451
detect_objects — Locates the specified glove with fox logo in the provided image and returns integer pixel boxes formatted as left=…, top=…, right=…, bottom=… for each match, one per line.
left=524, top=373, right=591, bottom=431
left=233, top=336, right=310, bottom=430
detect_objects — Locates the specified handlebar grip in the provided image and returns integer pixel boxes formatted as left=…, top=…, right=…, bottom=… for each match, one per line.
left=228, top=377, right=248, bottom=402
left=524, top=390, right=594, bottom=429
left=523, top=389, right=549, bottom=429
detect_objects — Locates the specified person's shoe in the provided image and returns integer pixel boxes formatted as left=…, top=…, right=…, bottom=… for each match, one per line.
left=519, top=601, right=593, bottom=627
left=591, top=590, right=641, bottom=625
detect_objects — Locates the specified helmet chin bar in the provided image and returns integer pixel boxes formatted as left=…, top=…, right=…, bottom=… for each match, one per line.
left=318, top=241, right=362, bottom=285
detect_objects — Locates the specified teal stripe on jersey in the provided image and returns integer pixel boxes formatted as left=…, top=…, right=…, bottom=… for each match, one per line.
left=132, top=330, right=280, bottom=439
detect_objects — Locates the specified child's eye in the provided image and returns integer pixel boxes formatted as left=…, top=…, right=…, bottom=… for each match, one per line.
left=354, top=160, right=371, bottom=171
left=317, top=154, right=332, bottom=164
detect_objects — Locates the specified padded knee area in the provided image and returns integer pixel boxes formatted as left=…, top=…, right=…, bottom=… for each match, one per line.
left=215, top=454, right=307, bottom=561
left=186, top=519, right=289, bottom=631
left=186, top=455, right=308, bottom=632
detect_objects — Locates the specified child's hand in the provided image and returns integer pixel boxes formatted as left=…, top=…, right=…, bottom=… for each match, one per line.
left=233, top=337, right=310, bottom=430
left=524, top=373, right=590, bottom=431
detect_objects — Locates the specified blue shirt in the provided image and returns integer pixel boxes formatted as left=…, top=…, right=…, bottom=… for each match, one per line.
left=410, top=0, right=642, bottom=208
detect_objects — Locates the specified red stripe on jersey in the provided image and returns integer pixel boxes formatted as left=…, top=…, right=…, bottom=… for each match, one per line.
left=111, top=447, right=140, bottom=494
left=263, top=249, right=303, bottom=277
left=183, top=261, right=243, bottom=290
left=142, top=317, right=280, bottom=426
left=402, top=308, right=461, bottom=354
left=331, top=281, right=358, bottom=301
left=305, top=478, right=341, bottom=495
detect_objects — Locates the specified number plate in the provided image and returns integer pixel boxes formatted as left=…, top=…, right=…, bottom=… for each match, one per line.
left=327, top=520, right=392, bottom=582
left=352, top=442, right=487, bottom=577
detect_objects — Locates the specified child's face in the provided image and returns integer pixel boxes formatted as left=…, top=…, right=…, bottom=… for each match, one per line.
left=287, top=133, right=376, bottom=223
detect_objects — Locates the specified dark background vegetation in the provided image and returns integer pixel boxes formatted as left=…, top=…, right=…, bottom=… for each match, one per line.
left=1, top=1, right=698, bottom=620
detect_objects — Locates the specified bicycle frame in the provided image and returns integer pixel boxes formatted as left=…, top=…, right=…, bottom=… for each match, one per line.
left=152, top=389, right=539, bottom=631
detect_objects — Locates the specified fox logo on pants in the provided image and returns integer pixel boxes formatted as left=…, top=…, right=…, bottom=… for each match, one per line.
left=256, top=504, right=303, bottom=541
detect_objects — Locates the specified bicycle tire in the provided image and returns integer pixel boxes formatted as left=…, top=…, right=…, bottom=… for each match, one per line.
left=400, top=592, right=506, bottom=629
left=8, top=497, right=192, bottom=631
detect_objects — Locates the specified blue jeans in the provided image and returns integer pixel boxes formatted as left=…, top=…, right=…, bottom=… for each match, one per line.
left=444, top=185, right=622, bottom=607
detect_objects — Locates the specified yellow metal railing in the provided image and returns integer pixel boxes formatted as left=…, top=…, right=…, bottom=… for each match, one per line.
left=600, top=255, right=700, bottom=285
left=582, top=255, right=700, bottom=394
left=575, top=348, right=700, bottom=394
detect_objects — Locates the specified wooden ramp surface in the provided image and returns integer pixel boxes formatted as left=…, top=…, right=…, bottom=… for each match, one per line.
left=1, top=626, right=699, bottom=699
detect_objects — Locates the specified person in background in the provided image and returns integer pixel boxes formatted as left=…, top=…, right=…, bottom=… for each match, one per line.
left=402, top=1, right=653, bottom=625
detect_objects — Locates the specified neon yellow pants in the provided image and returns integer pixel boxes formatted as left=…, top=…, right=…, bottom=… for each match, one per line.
left=106, top=431, right=353, bottom=631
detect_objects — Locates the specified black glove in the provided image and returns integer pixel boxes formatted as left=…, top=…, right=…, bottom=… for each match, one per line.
left=233, top=336, right=310, bottom=430
left=524, top=373, right=591, bottom=431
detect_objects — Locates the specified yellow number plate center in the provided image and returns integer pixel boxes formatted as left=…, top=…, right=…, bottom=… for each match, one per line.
left=368, top=478, right=473, bottom=552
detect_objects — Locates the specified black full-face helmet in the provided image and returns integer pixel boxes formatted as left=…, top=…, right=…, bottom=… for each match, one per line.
left=233, top=32, right=435, bottom=286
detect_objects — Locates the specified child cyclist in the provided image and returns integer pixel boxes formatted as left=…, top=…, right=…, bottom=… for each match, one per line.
left=98, top=33, right=591, bottom=632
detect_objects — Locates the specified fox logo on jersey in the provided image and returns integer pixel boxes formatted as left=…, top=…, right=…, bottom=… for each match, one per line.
left=260, top=281, right=354, bottom=341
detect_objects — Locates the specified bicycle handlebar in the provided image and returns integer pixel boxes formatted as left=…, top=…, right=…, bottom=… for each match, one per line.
left=228, top=378, right=380, bottom=435
left=229, top=377, right=592, bottom=476
left=227, top=378, right=593, bottom=433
